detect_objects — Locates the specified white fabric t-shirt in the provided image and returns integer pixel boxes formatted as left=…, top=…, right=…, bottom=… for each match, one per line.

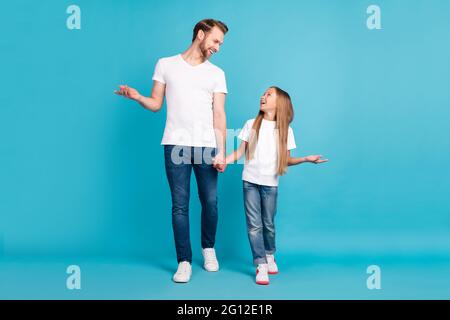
left=152, top=54, right=228, bottom=147
left=238, top=118, right=296, bottom=186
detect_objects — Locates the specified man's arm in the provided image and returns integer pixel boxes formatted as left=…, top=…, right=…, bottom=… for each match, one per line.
left=137, top=81, right=165, bottom=112
left=212, top=92, right=227, bottom=171
left=115, top=80, right=165, bottom=112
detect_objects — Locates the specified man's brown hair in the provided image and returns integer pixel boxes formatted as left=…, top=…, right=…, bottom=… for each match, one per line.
left=192, top=19, right=228, bottom=42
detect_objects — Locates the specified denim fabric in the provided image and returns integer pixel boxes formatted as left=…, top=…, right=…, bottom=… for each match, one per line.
left=243, top=180, right=278, bottom=265
left=164, top=145, right=218, bottom=263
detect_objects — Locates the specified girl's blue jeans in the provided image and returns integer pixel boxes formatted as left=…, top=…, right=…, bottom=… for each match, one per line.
left=243, top=180, right=278, bottom=265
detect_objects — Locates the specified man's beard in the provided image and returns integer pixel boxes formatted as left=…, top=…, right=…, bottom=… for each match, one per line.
left=200, top=41, right=211, bottom=59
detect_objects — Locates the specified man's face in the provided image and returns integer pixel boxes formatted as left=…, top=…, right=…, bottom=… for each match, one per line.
left=199, top=26, right=225, bottom=59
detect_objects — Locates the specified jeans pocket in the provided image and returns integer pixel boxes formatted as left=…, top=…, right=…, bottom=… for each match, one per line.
left=243, top=180, right=253, bottom=189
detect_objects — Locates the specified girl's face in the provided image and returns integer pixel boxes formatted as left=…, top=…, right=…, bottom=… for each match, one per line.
left=260, top=88, right=277, bottom=114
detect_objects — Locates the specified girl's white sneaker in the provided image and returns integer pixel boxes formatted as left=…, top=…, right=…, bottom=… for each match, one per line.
left=266, top=254, right=278, bottom=274
left=256, top=264, right=269, bottom=285
left=173, top=261, right=192, bottom=283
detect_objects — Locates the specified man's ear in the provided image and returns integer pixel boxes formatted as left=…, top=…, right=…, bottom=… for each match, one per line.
left=197, top=29, right=205, bottom=41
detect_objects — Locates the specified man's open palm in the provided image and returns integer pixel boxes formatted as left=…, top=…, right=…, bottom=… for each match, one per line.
left=114, top=85, right=141, bottom=101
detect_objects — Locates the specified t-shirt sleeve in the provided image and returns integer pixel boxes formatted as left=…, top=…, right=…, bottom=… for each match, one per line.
left=213, top=70, right=228, bottom=94
left=152, top=59, right=166, bottom=84
left=287, top=127, right=296, bottom=150
left=238, top=120, right=251, bottom=142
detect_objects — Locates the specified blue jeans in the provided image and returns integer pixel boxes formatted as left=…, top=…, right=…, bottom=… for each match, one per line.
left=243, top=180, right=278, bottom=265
left=164, top=145, right=218, bottom=263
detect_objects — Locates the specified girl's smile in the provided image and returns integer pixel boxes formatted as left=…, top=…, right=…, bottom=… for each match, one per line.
left=260, top=88, right=278, bottom=120
left=260, top=88, right=277, bottom=112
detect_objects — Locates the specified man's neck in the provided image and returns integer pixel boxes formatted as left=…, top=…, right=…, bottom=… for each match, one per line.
left=181, top=44, right=206, bottom=66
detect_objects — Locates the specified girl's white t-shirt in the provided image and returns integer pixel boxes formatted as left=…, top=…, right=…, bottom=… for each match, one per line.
left=238, top=118, right=296, bottom=186
left=152, top=54, right=228, bottom=147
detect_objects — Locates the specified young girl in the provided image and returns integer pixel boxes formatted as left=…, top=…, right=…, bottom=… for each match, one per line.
left=225, top=86, right=328, bottom=285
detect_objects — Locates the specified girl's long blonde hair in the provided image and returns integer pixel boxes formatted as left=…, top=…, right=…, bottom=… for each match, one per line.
left=246, top=86, right=294, bottom=175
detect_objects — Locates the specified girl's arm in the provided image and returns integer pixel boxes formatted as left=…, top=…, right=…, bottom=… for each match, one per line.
left=288, top=151, right=329, bottom=166
left=226, top=141, right=247, bottom=164
left=288, top=150, right=308, bottom=166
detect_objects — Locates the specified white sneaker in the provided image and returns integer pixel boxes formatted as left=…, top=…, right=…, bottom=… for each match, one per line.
left=172, top=261, right=192, bottom=283
left=202, top=248, right=219, bottom=272
left=266, top=254, right=279, bottom=274
left=256, top=264, right=269, bottom=285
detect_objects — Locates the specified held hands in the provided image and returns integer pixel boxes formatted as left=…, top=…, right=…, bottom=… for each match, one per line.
left=212, top=153, right=227, bottom=173
left=304, top=155, right=328, bottom=164
left=114, top=84, right=142, bottom=102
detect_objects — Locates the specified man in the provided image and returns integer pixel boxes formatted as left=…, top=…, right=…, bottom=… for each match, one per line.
left=114, top=19, right=228, bottom=283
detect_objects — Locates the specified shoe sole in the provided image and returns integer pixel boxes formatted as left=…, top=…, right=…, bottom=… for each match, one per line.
left=173, top=274, right=192, bottom=283
left=203, top=259, right=219, bottom=272
left=256, top=281, right=269, bottom=285
left=173, top=279, right=190, bottom=283
left=268, top=271, right=278, bottom=275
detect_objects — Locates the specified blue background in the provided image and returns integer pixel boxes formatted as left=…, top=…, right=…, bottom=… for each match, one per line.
left=1, top=0, right=450, bottom=299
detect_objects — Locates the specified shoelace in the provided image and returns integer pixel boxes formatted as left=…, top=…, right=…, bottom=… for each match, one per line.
left=177, top=263, right=189, bottom=274
left=204, top=250, right=217, bottom=263
left=257, top=264, right=268, bottom=273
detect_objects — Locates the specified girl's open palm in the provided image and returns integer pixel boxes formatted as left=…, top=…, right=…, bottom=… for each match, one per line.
left=114, top=85, right=141, bottom=101
left=305, top=155, right=328, bottom=164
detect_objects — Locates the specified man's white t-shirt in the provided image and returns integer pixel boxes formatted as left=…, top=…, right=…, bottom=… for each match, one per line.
left=152, top=54, right=228, bottom=148
left=238, top=118, right=296, bottom=186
